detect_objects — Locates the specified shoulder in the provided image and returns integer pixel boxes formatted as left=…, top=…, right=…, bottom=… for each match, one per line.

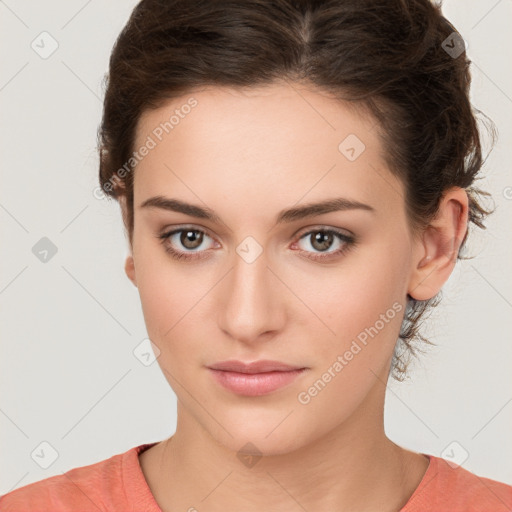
left=0, top=444, right=155, bottom=512
left=403, top=454, right=512, bottom=512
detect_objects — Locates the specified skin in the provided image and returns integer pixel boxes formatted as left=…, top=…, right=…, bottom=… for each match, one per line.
left=121, top=82, right=468, bottom=512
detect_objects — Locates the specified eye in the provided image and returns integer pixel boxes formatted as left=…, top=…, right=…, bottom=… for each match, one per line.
left=292, top=228, right=355, bottom=261
left=158, top=226, right=217, bottom=261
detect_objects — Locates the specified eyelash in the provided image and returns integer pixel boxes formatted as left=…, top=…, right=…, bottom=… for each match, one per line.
left=157, top=226, right=356, bottom=262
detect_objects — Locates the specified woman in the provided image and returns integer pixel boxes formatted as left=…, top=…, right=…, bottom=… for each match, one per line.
left=1, top=0, right=511, bottom=510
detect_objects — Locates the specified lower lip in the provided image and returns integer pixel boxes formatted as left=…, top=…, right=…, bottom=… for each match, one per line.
left=208, top=368, right=307, bottom=396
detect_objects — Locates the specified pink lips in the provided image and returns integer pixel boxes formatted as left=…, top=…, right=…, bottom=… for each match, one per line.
left=207, top=360, right=308, bottom=396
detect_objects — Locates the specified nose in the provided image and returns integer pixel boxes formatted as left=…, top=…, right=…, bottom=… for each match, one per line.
left=216, top=246, right=285, bottom=345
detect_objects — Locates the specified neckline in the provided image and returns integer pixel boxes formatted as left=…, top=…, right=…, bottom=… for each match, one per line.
left=124, top=442, right=163, bottom=510
left=399, top=453, right=436, bottom=511
left=126, top=443, right=435, bottom=511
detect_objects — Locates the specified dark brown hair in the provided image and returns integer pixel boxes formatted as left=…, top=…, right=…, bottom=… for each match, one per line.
left=97, top=0, right=496, bottom=381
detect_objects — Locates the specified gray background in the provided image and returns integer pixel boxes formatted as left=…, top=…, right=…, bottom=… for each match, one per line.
left=1, top=0, right=511, bottom=494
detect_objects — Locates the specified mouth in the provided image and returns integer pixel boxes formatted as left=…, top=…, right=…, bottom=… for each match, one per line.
left=206, top=360, right=308, bottom=396
left=207, top=359, right=306, bottom=373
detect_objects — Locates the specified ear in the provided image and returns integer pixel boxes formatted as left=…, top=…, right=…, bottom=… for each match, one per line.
left=408, top=187, right=469, bottom=301
left=124, top=254, right=137, bottom=287
left=118, top=194, right=137, bottom=287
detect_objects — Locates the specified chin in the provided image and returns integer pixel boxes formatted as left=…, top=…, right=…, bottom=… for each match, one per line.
left=208, top=419, right=309, bottom=459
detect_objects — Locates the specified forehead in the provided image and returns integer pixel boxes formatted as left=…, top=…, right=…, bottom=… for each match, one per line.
left=135, top=82, right=376, bottom=153
left=132, top=83, right=404, bottom=221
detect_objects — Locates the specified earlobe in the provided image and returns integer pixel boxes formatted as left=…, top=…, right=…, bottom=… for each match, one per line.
left=407, top=187, right=469, bottom=301
left=124, top=255, right=137, bottom=287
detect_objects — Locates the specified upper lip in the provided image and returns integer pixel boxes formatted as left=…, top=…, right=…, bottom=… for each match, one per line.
left=207, top=360, right=305, bottom=374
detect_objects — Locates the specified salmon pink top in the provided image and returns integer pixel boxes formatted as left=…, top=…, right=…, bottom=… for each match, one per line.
left=1, top=442, right=511, bottom=511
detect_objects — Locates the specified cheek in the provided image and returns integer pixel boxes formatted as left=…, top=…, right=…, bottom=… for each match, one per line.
left=133, top=237, right=230, bottom=378
left=294, top=257, right=409, bottom=427
left=133, top=239, right=199, bottom=346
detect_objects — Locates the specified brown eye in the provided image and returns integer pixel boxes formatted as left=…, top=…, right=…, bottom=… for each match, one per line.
left=293, top=228, right=356, bottom=262
left=180, top=229, right=204, bottom=250
left=158, top=226, right=216, bottom=262
left=309, top=231, right=335, bottom=252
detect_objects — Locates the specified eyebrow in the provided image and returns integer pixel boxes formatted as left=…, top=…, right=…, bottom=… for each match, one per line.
left=139, top=195, right=375, bottom=225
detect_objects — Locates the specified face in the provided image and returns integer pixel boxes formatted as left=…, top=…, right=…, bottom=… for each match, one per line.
left=126, top=82, right=419, bottom=455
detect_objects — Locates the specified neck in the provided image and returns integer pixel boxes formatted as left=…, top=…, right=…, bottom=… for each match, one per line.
left=140, top=376, right=428, bottom=512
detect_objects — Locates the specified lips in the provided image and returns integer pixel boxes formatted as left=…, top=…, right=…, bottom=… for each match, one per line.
left=207, top=359, right=305, bottom=374
left=206, top=360, right=308, bottom=396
